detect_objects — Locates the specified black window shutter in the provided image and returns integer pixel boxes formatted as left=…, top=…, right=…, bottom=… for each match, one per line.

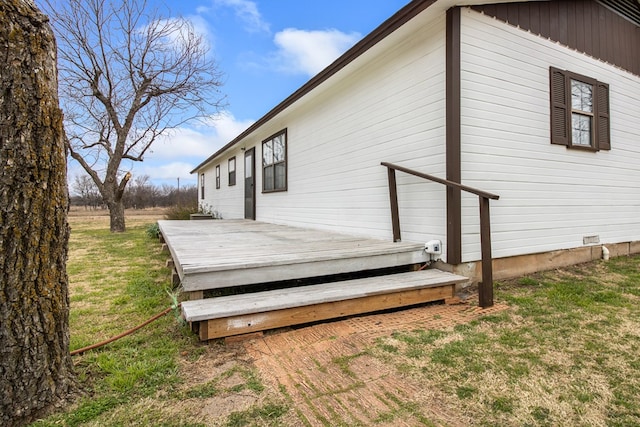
left=550, top=67, right=569, bottom=146
left=596, top=82, right=611, bottom=150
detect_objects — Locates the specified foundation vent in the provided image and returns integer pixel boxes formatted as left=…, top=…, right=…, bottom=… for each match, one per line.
left=583, top=235, right=600, bottom=245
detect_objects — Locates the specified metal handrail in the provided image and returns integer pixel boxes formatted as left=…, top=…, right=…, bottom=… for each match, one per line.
left=381, top=161, right=499, bottom=308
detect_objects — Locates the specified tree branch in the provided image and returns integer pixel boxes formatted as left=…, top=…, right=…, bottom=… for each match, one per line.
left=117, top=171, right=132, bottom=200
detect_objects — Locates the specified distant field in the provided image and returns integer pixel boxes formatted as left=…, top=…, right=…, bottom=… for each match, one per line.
left=69, top=206, right=167, bottom=217
left=68, top=207, right=167, bottom=229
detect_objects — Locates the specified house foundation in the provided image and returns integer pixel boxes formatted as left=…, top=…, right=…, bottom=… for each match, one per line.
left=439, top=241, right=640, bottom=287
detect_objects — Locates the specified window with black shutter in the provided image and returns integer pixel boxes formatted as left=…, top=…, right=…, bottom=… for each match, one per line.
left=550, top=67, right=610, bottom=151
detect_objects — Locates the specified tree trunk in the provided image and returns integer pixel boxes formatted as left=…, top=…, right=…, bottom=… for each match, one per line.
left=108, top=199, right=126, bottom=232
left=0, top=1, right=77, bottom=426
left=99, top=170, right=129, bottom=232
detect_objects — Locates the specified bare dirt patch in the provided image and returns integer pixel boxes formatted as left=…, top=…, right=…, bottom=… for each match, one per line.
left=178, top=344, right=250, bottom=390
left=242, top=301, right=508, bottom=426
left=197, top=394, right=258, bottom=420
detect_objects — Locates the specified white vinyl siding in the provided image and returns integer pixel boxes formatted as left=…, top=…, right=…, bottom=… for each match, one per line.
left=199, top=150, right=245, bottom=218
left=253, top=11, right=448, bottom=245
left=199, top=9, right=449, bottom=247
left=459, top=8, right=640, bottom=261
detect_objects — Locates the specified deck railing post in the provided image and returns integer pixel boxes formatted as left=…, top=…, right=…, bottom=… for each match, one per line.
left=478, top=196, right=494, bottom=308
left=382, top=162, right=498, bottom=308
left=387, top=167, right=401, bottom=242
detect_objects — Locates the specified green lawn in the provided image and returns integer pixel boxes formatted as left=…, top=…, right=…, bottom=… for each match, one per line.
left=371, top=257, right=640, bottom=426
left=31, top=214, right=640, bottom=426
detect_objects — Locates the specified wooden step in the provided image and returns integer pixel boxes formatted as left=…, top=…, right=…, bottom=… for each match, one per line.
left=181, top=269, right=468, bottom=341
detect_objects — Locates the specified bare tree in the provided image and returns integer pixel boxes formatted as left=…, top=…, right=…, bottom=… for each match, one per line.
left=71, top=174, right=102, bottom=209
left=123, top=174, right=157, bottom=208
left=1, top=1, right=77, bottom=425
left=43, top=0, right=225, bottom=231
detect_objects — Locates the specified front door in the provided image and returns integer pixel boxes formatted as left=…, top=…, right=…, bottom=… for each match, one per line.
left=244, top=148, right=255, bottom=220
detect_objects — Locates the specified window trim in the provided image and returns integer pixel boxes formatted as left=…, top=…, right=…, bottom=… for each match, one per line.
left=228, top=157, right=236, bottom=186
left=261, top=129, right=288, bottom=193
left=200, top=173, right=205, bottom=199
left=215, top=165, right=220, bottom=189
left=570, top=77, right=596, bottom=148
left=549, top=67, right=610, bottom=151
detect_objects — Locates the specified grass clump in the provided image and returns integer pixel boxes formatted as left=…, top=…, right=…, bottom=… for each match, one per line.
left=226, top=403, right=288, bottom=427
left=145, top=222, right=160, bottom=239
left=164, top=203, right=199, bottom=220
left=163, top=202, right=222, bottom=220
left=366, top=256, right=640, bottom=426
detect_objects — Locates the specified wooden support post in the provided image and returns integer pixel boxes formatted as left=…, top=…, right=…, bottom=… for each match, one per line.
left=171, top=270, right=180, bottom=287
left=198, top=321, right=208, bottom=341
left=187, top=291, right=204, bottom=301
left=479, top=196, right=494, bottom=308
left=387, top=167, right=401, bottom=242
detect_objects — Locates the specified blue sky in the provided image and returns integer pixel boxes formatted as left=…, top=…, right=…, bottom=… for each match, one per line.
left=72, top=0, right=410, bottom=188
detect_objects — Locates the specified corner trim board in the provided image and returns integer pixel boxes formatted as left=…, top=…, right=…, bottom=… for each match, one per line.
left=446, top=6, right=462, bottom=264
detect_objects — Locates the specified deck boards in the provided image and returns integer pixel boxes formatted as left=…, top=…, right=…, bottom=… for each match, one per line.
left=158, top=220, right=428, bottom=291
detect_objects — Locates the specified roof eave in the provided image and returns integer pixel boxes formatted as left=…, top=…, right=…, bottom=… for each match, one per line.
left=190, top=0, right=439, bottom=174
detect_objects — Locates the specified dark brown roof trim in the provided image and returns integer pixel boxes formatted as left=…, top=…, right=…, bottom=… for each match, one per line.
left=191, top=0, right=438, bottom=173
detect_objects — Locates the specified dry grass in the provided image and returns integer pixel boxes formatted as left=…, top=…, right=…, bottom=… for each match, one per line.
left=32, top=214, right=640, bottom=426
left=68, top=207, right=166, bottom=228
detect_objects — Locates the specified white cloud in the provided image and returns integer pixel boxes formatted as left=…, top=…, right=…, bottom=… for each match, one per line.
left=145, top=111, right=254, bottom=160
left=203, top=111, right=256, bottom=144
left=137, top=161, right=197, bottom=182
left=151, top=15, right=214, bottom=49
left=145, top=127, right=217, bottom=160
left=272, top=28, right=361, bottom=77
left=186, top=15, right=215, bottom=49
left=214, top=0, right=269, bottom=33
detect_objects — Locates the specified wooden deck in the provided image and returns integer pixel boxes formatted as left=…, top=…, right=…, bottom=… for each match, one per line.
left=158, top=219, right=428, bottom=293
left=158, top=219, right=469, bottom=340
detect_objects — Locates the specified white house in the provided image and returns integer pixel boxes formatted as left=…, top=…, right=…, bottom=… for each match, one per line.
left=192, top=0, right=640, bottom=280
